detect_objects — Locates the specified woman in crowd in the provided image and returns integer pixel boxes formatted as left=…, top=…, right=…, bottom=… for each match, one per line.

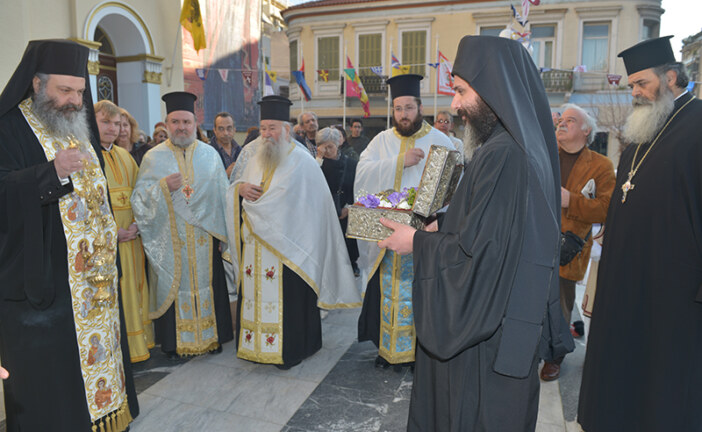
left=316, top=127, right=360, bottom=276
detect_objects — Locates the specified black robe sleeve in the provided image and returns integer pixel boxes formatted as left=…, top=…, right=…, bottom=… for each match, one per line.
left=412, top=138, right=527, bottom=361
left=0, top=108, right=73, bottom=306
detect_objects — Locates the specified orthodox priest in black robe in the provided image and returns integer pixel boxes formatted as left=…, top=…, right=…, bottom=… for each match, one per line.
left=578, top=36, right=702, bottom=432
left=0, top=39, right=138, bottom=431
left=379, top=35, right=573, bottom=431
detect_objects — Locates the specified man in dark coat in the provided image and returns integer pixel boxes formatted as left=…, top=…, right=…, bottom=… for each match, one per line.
left=0, top=39, right=138, bottom=431
left=578, top=36, right=702, bottom=432
left=379, top=35, right=573, bottom=431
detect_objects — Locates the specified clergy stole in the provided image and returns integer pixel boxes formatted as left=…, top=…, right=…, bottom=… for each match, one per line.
left=20, top=99, right=131, bottom=427
left=164, top=143, right=220, bottom=355
left=237, top=215, right=284, bottom=364
left=374, top=122, right=431, bottom=363
left=102, top=146, right=153, bottom=362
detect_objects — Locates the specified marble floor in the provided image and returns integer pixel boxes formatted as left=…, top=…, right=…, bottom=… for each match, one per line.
left=0, top=284, right=589, bottom=432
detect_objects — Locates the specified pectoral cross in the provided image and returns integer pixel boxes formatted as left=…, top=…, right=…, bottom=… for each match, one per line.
left=182, top=184, right=194, bottom=202
left=621, top=172, right=635, bottom=203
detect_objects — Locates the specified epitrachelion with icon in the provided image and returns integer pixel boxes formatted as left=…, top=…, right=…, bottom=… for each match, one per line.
left=347, top=145, right=463, bottom=242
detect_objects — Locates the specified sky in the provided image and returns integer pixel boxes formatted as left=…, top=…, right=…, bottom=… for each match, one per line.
left=285, top=0, right=702, bottom=59
left=660, top=0, right=702, bottom=59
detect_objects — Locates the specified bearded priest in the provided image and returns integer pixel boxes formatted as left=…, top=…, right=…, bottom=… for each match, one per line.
left=578, top=36, right=702, bottom=432
left=226, top=95, right=361, bottom=370
left=132, top=91, right=233, bottom=358
left=354, top=74, right=455, bottom=369
left=0, top=39, right=138, bottom=431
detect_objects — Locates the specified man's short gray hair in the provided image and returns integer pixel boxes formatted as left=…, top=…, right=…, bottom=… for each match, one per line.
left=297, top=111, right=317, bottom=125
left=437, top=110, right=453, bottom=124
left=315, top=127, right=342, bottom=147
left=560, top=103, right=598, bottom=145
left=653, top=62, right=689, bottom=90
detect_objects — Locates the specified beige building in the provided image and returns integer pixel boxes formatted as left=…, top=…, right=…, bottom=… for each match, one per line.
left=0, top=0, right=289, bottom=137
left=0, top=1, right=185, bottom=134
left=682, top=29, right=702, bottom=99
left=282, top=0, right=664, bottom=160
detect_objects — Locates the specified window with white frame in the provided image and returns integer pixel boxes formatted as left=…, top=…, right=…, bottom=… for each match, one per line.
left=479, top=26, right=503, bottom=37
left=289, top=40, right=298, bottom=73
left=358, top=33, right=382, bottom=77
left=641, top=19, right=659, bottom=40
left=318, top=36, right=340, bottom=81
left=530, top=24, right=555, bottom=69
left=581, top=22, right=610, bottom=71
left=401, top=30, right=426, bottom=76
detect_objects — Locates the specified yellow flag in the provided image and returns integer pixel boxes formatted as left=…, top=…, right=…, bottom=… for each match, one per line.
left=391, top=65, right=411, bottom=77
left=180, top=0, right=206, bottom=52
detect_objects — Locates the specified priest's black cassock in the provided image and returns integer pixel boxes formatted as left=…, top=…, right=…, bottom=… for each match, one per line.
left=577, top=90, right=702, bottom=432
left=0, top=40, right=138, bottom=431
left=408, top=36, right=573, bottom=432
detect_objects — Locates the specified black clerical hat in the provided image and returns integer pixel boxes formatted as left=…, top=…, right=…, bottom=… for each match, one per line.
left=162, top=91, right=197, bottom=114
left=0, top=39, right=91, bottom=118
left=35, top=40, right=90, bottom=77
left=387, top=74, right=423, bottom=100
left=258, top=95, right=292, bottom=121
left=618, top=36, right=676, bottom=75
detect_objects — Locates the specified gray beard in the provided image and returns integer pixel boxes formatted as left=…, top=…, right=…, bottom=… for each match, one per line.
left=258, top=134, right=289, bottom=172
left=462, top=124, right=480, bottom=164
left=460, top=97, right=499, bottom=164
left=31, top=89, right=91, bottom=145
left=171, top=132, right=196, bottom=148
left=622, top=86, right=675, bottom=144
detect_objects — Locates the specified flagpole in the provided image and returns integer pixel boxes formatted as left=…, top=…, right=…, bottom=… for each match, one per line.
left=387, top=38, right=392, bottom=130
left=433, top=34, right=439, bottom=120
left=343, top=47, right=347, bottom=129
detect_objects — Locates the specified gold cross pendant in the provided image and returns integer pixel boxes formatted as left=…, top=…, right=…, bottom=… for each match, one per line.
left=621, top=178, right=635, bottom=203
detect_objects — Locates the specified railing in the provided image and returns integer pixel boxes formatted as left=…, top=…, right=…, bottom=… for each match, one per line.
left=359, top=74, right=388, bottom=95
left=541, top=70, right=573, bottom=92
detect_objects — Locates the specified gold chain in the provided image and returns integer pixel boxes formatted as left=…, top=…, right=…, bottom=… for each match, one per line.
left=628, top=96, right=694, bottom=179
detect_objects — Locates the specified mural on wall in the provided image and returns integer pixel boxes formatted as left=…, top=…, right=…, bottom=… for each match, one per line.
left=182, top=0, right=261, bottom=131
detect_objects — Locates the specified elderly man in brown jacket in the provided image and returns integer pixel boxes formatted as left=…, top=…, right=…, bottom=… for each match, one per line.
left=541, top=103, right=616, bottom=381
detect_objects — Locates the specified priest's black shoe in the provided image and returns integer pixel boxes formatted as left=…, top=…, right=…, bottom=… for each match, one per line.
left=209, top=344, right=223, bottom=354
left=374, top=355, right=390, bottom=369
left=165, top=351, right=180, bottom=361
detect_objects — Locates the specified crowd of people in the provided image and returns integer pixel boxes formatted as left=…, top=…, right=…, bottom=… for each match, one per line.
left=0, top=33, right=700, bottom=432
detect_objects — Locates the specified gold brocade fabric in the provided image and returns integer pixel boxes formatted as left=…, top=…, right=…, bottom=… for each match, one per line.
left=102, top=146, right=153, bottom=361
left=237, top=216, right=284, bottom=364
left=19, top=99, right=128, bottom=426
left=165, top=142, right=220, bottom=355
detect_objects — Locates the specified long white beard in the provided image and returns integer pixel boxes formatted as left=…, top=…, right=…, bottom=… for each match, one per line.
left=622, top=86, right=675, bottom=144
left=258, top=134, right=288, bottom=172
left=31, top=90, right=91, bottom=144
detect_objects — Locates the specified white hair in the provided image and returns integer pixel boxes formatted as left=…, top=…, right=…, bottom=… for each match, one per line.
left=560, top=103, right=598, bottom=145
left=315, top=127, right=342, bottom=147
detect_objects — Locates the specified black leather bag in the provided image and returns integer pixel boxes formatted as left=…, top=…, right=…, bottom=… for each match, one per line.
left=560, top=230, right=591, bottom=266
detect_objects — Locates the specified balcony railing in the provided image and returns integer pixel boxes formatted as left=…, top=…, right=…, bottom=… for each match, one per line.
left=339, top=74, right=388, bottom=95
left=541, top=70, right=573, bottom=92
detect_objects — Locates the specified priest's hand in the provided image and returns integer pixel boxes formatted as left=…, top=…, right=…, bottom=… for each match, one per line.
left=339, top=207, right=349, bottom=219
left=403, top=148, right=425, bottom=168
left=165, top=173, right=183, bottom=192
left=424, top=220, right=438, bottom=232
left=54, top=148, right=87, bottom=179
left=0, top=366, right=8, bottom=379
left=240, top=183, right=263, bottom=202
left=378, top=218, right=416, bottom=255
left=561, top=187, right=570, bottom=208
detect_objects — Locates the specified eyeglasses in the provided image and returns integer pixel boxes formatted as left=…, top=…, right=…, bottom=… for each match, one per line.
left=393, top=105, right=418, bottom=113
left=436, top=119, right=451, bottom=124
